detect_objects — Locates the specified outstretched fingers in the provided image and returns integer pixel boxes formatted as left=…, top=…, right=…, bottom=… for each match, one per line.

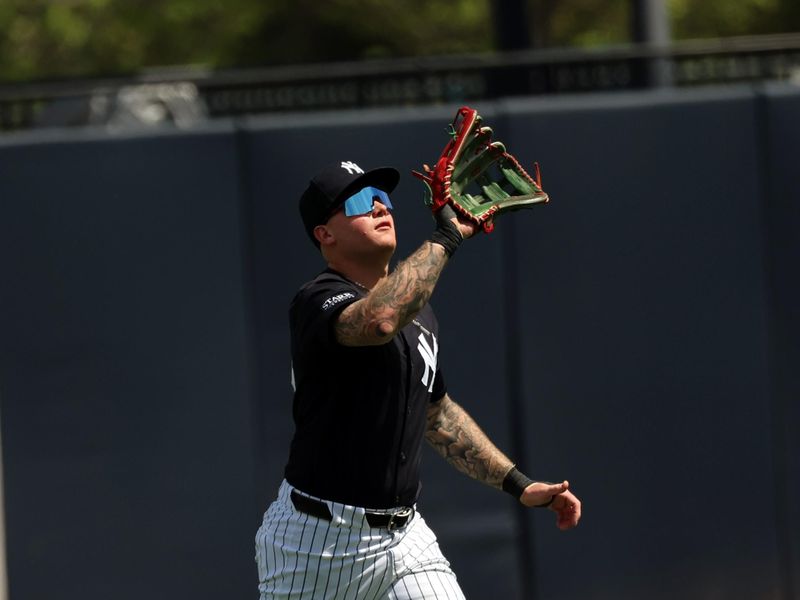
left=552, top=489, right=582, bottom=530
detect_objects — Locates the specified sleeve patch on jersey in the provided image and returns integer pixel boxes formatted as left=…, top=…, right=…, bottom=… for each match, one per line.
left=321, top=292, right=355, bottom=311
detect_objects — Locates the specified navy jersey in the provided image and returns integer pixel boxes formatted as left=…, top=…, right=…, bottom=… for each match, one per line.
left=284, top=268, right=446, bottom=508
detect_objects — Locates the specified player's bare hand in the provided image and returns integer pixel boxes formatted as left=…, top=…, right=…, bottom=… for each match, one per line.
left=520, top=480, right=581, bottom=530
left=519, top=480, right=567, bottom=507
left=548, top=488, right=581, bottom=530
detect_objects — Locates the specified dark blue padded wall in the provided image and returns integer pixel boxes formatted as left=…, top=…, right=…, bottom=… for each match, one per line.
left=0, top=86, right=796, bottom=600
left=0, top=125, right=257, bottom=600
left=503, top=90, right=780, bottom=599
left=239, top=107, right=518, bottom=598
left=761, top=84, right=800, bottom=599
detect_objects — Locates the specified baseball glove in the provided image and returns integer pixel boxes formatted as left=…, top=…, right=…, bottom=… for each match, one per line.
left=412, top=106, right=549, bottom=233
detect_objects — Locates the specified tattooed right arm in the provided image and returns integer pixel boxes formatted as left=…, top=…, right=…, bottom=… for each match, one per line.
left=335, top=241, right=448, bottom=346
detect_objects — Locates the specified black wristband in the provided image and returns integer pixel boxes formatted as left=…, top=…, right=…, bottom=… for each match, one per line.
left=502, top=468, right=555, bottom=507
left=502, top=467, right=535, bottom=499
left=429, top=218, right=462, bottom=258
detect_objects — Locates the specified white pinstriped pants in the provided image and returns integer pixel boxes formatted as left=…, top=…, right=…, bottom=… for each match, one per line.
left=255, top=480, right=466, bottom=600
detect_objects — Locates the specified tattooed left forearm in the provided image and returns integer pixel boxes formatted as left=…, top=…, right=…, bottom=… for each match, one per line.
left=425, top=394, right=513, bottom=489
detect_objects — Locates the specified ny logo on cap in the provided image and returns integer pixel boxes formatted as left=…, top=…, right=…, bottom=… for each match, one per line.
left=341, top=161, right=364, bottom=175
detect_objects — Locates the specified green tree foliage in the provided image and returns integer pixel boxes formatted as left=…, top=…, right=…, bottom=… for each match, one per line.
left=0, top=0, right=492, bottom=81
left=529, top=0, right=800, bottom=48
left=529, top=0, right=631, bottom=48
left=238, top=0, right=492, bottom=65
left=670, top=0, right=800, bottom=38
left=0, top=0, right=275, bottom=80
left=0, top=0, right=798, bottom=82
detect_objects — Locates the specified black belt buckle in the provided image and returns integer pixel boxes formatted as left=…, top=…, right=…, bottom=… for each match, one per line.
left=386, top=507, right=414, bottom=532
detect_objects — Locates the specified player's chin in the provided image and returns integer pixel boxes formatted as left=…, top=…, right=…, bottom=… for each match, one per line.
left=372, top=229, right=396, bottom=249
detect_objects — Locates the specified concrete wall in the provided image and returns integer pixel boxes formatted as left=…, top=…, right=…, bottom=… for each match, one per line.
left=1, top=84, right=797, bottom=599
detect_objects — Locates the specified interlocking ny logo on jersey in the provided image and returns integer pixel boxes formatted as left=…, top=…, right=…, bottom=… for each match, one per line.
left=417, top=332, right=439, bottom=392
left=341, top=161, right=364, bottom=175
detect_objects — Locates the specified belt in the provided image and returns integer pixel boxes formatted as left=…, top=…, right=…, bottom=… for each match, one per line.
left=290, top=489, right=414, bottom=531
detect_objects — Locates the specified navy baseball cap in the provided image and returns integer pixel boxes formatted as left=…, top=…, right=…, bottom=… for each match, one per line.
left=299, top=161, right=400, bottom=247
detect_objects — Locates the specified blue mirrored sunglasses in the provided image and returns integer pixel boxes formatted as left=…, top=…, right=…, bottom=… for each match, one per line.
left=342, top=186, right=393, bottom=217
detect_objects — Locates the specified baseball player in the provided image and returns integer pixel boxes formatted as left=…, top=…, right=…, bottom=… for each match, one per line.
left=255, top=160, right=581, bottom=599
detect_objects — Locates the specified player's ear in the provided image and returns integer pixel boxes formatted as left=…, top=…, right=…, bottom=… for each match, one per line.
left=314, top=224, right=335, bottom=247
